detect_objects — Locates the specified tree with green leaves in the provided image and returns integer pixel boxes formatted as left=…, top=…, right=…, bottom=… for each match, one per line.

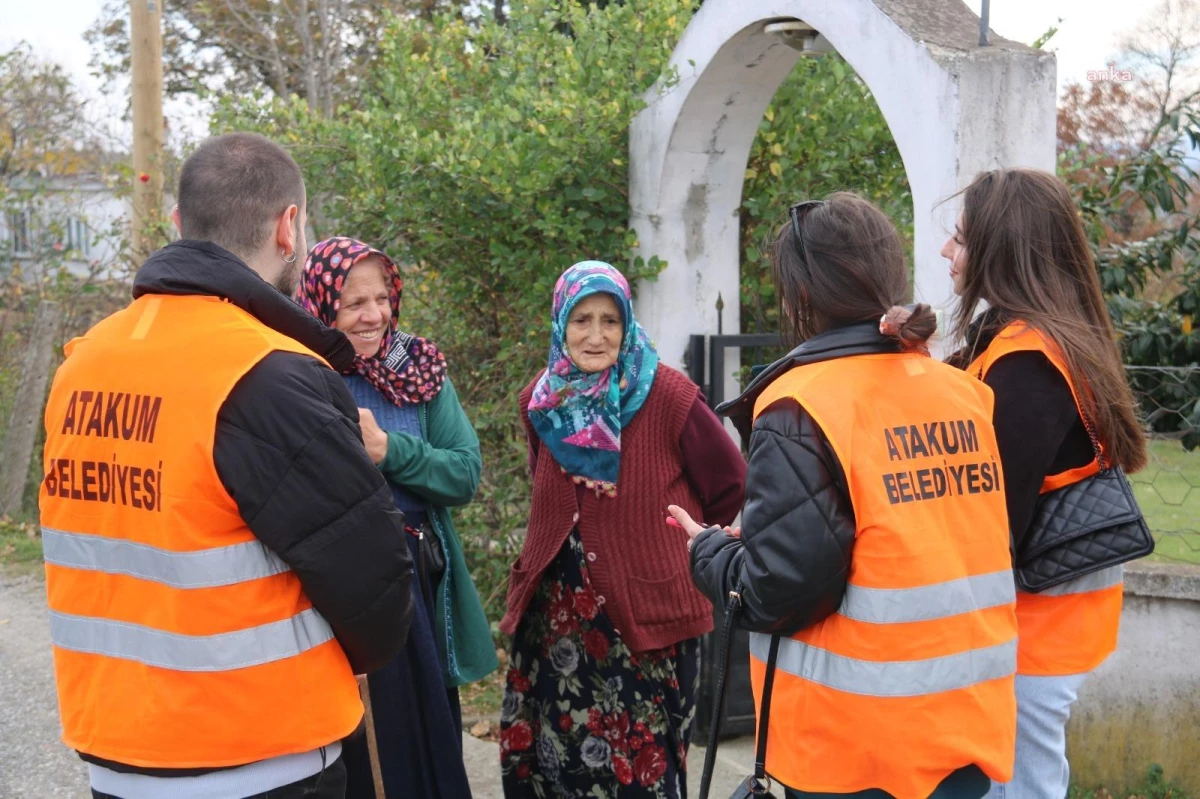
left=1048, top=0, right=1200, bottom=437
left=738, top=55, right=911, bottom=343
left=218, top=0, right=692, bottom=615
left=0, top=43, right=136, bottom=517
left=85, top=0, right=471, bottom=118
left=1118, top=0, right=1199, bottom=151
left=0, top=42, right=115, bottom=292
left=0, top=43, right=92, bottom=183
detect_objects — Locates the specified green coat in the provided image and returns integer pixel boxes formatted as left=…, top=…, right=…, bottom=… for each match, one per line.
left=377, top=378, right=498, bottom=687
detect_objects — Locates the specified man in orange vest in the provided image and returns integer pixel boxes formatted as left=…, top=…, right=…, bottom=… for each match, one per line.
left=39, top=132, right=414, bottom=799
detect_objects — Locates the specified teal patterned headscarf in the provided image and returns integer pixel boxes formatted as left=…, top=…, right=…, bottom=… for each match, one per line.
left=527, top=261, right=659, bottom=497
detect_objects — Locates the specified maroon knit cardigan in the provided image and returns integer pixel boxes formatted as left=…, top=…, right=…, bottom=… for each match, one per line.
left=501, top=365, right=714, bottom=653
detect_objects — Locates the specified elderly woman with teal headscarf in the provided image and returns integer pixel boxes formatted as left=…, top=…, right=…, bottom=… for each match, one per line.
left=299, top=237, right=497, bottom=798
left=499, top=262, right=747, bottom=798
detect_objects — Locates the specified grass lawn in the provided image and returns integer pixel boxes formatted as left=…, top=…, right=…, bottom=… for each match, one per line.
left=1069, top=764, right=1192, bottom=798
left=0, top=517, right=43, bottom=577
left=1130, top=439, right=1200, bottom=565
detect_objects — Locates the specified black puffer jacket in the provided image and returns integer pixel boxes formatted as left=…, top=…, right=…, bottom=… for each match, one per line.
left=81, top=241, right=415, bottom=777
left=690, top=322, right=900, bottom=633
left=132, top=241, right=415, bottom=674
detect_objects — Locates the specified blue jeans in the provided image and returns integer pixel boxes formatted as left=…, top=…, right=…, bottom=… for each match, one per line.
left=986, top=673, right=1090, bottom=799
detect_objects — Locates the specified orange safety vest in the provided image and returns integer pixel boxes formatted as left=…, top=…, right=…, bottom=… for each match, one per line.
left=750, top=352, right=1017, bottom=798
left=39, top=294, right=363, bottom=769
left=967, top=321, right=1123, bottom=677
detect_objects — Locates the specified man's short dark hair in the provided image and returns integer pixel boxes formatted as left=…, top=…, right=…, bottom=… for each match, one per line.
left=177, top=132, right=305, bottom=259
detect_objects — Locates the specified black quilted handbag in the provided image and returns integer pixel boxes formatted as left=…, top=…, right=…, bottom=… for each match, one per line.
left=1016, top=417, right=1155, bottom=592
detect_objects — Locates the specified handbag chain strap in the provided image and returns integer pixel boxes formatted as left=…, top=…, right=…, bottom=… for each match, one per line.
left=1079, top=407, right=1109, bottom=472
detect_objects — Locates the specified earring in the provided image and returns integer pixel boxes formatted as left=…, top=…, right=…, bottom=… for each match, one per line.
left=282, top=250, right=297, bottom=264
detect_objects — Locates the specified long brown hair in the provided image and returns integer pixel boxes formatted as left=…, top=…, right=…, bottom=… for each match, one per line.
left=773, top=192, right=936, bottom=348
left=950, top=168, right=1147, bottom=472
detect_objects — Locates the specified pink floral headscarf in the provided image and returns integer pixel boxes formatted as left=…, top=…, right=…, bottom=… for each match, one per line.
left=299, top=236, right=446, bottom=406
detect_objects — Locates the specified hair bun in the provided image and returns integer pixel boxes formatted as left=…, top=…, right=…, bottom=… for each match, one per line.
left=879, top=306, right=912, bottom=337
left=880, top=303, right=937, bottom=350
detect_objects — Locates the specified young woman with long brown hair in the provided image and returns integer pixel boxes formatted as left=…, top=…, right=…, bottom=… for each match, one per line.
left=943, top=168, right=1147, bottom=799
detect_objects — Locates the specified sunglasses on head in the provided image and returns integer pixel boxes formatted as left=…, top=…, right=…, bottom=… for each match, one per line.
left=789, top=200, right=824, bottom=264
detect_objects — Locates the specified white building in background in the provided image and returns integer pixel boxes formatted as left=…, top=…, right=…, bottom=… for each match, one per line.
left=1, top=173, right=130, bottom=281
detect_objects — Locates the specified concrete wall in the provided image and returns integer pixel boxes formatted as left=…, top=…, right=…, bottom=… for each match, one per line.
left=1067, top=562, right=1200, bottom=792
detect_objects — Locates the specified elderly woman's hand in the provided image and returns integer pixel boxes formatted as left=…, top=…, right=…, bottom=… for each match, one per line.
left=357, top=408, right=389, bottom=465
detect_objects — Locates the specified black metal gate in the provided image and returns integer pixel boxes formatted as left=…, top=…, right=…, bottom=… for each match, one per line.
left=686, top=333, right=781, bottom=410
left=684, top=332, right=783, bottom=740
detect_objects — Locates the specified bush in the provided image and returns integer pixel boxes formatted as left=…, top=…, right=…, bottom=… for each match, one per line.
left=216, top=2, right=1199, bottom=626
left=217, top=0, right=694, bottom=622
left=1063, top=108, right=1200, bottom=436
left=739, top=55, right=912, bottom=340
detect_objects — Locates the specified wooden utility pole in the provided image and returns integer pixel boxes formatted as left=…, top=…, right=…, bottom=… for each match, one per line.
left=130, top=0, right=164, bottom=263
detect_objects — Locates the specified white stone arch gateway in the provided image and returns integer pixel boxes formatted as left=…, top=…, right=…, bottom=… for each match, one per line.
left=630, top=0, right=1057, bottom=398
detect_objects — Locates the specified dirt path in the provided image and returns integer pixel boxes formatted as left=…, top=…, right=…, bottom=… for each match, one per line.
left=0, top=572, right=90, bottom=797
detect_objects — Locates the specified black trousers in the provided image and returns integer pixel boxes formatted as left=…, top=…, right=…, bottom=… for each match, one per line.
left=782, top=764, right=989, bottom=799
left=91, top=756, right=347, bottom=799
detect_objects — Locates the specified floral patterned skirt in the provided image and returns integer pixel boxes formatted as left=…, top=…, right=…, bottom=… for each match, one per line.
left=500, top=531, right=701, bottom=799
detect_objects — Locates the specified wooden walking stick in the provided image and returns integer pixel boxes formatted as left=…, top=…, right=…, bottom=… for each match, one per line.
left=358, top=675, right=388, bottom=799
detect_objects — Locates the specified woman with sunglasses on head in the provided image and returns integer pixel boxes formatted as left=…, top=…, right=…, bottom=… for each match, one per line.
left=672, top=193, right=1018, bottom=799
left=941, top=169, right=1148, bottom=799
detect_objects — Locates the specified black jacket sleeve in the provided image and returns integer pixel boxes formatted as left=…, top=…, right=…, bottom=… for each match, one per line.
left=214, top=350, right=414, bottom=675
left=983, top=351, right=1094, bottom=552
left=690, top=397, right=856, bottom=635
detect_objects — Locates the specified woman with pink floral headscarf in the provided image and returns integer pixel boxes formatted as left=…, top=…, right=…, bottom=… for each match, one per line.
left=300, top=236, right=496, bottom=798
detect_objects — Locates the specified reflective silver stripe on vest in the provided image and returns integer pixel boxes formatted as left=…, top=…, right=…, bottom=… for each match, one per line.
left=839, top=569, right=1015, bottom=624
left=1028, top=564, right=1124, bottom=597
left=42, top=527, right=290, bottom=589
left=49, top=608, right=335, bottom=672
left=751, top=633, right=1016, bottom=698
